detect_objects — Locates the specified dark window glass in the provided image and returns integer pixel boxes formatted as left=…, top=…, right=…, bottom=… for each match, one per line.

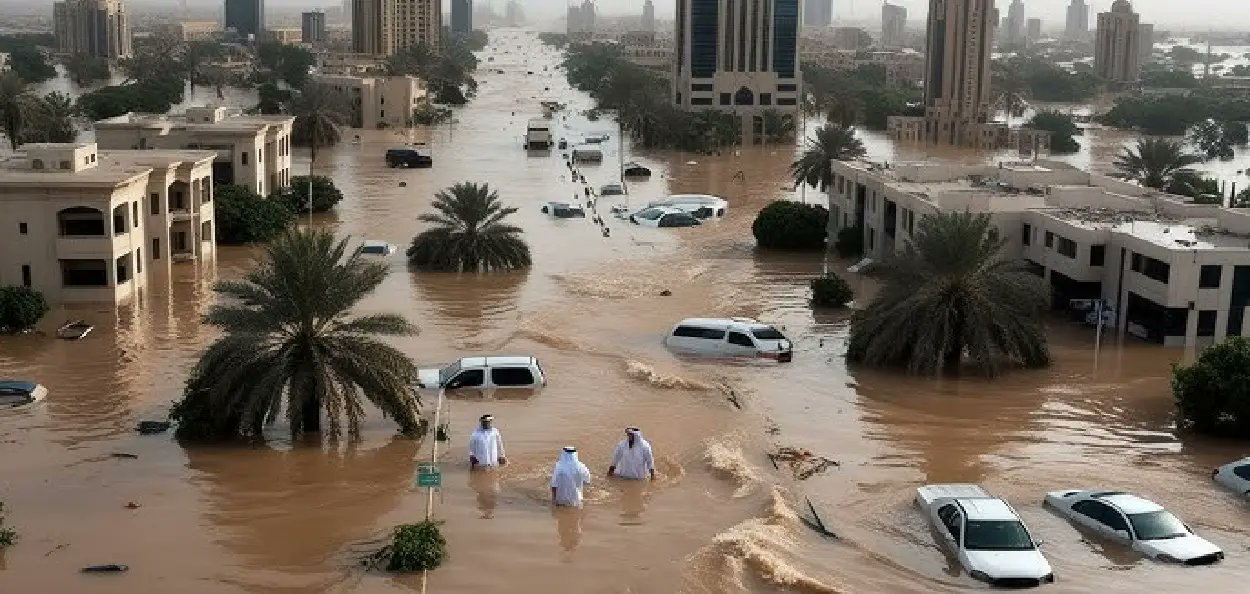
left=1127, top=511, right=1188, bottom=540
left=691, top=97, right=713, bottom=105
left=152, top=237, right=160, bottom=260
left=21, top=265, right=31, bottom=287
left=241, top=151, right=249, bottom=165
left=1058, top=237, right=1077, bottom=259
left=772, top=0, right=798, bottom=77
left=1198, top=310, right=1217, bottom=337
left=1021, top=223, right=1031, bottom=246
left=691, top=83, right=714, bottom=91
left=1131, top=252, right=1143, bottom=272
left=491, top=367, right=535, bottom=386
left=1045, top=231, right=1054, bottom=248
left=776, top=97, right=797, bottom=105
left=448, top=369, right=484, bottom=388
left=751, top=328, right=785, bottom=340
left=672, top=326, right=726, bottom=340
left=690, top=0, right=719, bottom=77
left=150, top=192, right=160, bottom=214
left=1233, top=464, right=1250, bottom=481
left=759, top=93, right=772, bottom=105
left=19, top=222, right=27, bottom=234
left=1142, top=257, right=1170, bottom=284
left=1090, top=245, right=1105, bottom=266
left=727, top=332, right=755, bottom=347
left=1074, top=500, right=1128, bottom=531
left=777, top=83, right=798, bottom=92
left=1200, top=265, right=1222, bottom=289
left=719, top=92, right=731, bottom=105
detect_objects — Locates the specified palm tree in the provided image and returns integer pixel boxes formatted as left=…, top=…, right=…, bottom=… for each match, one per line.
left=790, top=124, right=867, bottom=190
left=175, top=229, right=422, bottom=440
left=847, top=212, right=1051, bottom=376
left=407, top=182, right=532, bottom=272
left=1113, top=137, right=1204, bottom=191
left=0, top=72, right=34, bottom=150
left=289, top=84, right=348, bottom=214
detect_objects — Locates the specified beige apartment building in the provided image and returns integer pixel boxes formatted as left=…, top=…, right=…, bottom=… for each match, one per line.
left=1095, top=0, right=1142, bottom=83
left=94, top=106, right=295, bottom=197
left=312, top=73, right=427, bottom=129
left=54, top=0, right=132, bottom=60
left=827, top=159, right=1250, bottom=348
left=0, top=143, right=216, bottom=304
left=0, top=52, right=12, bottom=73
left=351, top=0, right=440, bottom=56
left=264, top=28, right=304, bottom=45
left=155, top=21, right=222, bottom=42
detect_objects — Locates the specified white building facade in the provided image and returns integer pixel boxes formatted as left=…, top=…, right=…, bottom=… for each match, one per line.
left=94, top=106, right=294, bottom=197
left=827, top=159, right=1250, bottom=348
left=0, top=143, right=216, bottom=304
left=312, top=74, right=427, bottom=129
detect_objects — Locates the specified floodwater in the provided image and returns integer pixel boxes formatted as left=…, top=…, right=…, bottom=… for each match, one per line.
left=3, top=29, right=1250, bottom=593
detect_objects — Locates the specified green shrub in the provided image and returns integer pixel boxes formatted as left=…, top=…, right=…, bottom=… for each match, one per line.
left=0, top=501, right=17, bottom=549
left=1173, top=336, right=1250, bottom=438
left=0, top=286, right=49, bottom=333
left=752, top=201, right=829, bottom=250
left=213, top=184, right=295, bottom=244
left=811, top=275, right=853, bottom=308
left=834, top=226, right=864, bottom=258
left=279, top=175, right=345, bottom=213
left=387, top=521, right=446, bottom=572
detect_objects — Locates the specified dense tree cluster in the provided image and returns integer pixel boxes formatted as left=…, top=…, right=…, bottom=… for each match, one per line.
left=802, top=63, right=923, bottom=130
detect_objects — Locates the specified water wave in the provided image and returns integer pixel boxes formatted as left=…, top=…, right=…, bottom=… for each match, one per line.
left=682, top=487, right=842, bottom=594
left=703, top=438, right=762, bottom=498
left=624, top=360, right=714, bottom=391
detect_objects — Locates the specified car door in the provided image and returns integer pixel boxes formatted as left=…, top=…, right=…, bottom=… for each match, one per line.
left=725, top=330, right=759, bottom=357
left=935, top=503, right=963, bottom=554
left=489, top=366, right=538, bottom=400
left=444, top=367, right=487, bottom=399
left=1072, top=500, right=1131, bottom=541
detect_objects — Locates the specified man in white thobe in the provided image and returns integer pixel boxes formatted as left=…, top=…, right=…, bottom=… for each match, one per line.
left=550, top=446, right=592, bottom=507
left=468, top=414, right=506, bottom=469
left=607, top=427, right=655, bottom=481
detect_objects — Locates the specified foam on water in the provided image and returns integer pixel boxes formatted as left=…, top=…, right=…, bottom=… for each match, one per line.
left=624, top=360, right=714, bottom=391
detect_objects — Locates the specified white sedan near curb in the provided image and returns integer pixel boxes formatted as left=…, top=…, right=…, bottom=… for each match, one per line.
left=916, top=484, right=1055, bottom=587
left=1213, top=457, right=1250, bottom=496
left=1044, top=490, right=1224, bottom=565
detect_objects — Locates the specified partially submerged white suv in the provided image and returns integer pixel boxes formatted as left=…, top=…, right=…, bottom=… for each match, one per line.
left=664, top=318, right=792, bottom=362
left=417, top=356, right=546, bottom=396
left=917, top=484, right=1055, bottom=587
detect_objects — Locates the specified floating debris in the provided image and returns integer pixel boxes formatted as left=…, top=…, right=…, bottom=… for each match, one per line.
left=82, top=564, right=129, bottom=573
left=110, top=453, right=138, bottom=459
left=768, top=446, right=839, bottom=481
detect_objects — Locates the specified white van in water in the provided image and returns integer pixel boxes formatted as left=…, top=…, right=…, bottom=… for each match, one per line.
left=664, top=318, right=792, bottom=362
left=648, top=194, right=728, bottom=219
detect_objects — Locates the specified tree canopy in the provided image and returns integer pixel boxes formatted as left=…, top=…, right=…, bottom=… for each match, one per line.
left=407, top=182, right=531, bottom=272
left=1173, top=336, right=1250, bottom=438
left=1027, top=110, right=1081, bottom=154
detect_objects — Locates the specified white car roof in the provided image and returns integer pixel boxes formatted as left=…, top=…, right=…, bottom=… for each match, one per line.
left=657, top=194, right=726, bottom=205
left=675, top=317, right=772, bottom=330
left=1221, top=457, right=1250, bottom=468
left=1093, top=492, right=1164, bottom=514
left=457, top=356, right=536, bottom=368
left=957, top=498, right=1019, bottom=522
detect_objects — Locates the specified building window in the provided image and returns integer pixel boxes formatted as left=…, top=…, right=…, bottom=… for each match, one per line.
left=60, top=160, right=70, bottom=169
left=1090, top=245, right=1105, bottom=266
left=1200, top=265, right=1222, bottom=289
left=1198, top=310, right=1217, bottom=337
left=719, top=93, right=730, bottom=105
left=113, top=205, right=127, bottom=234
left=61, top=259, right=107, bottom=287
left=1044, top=231, right=1054, bottom=248
left=1131, top=252, right=1170, bottom=284
left=116, top=254, right=132, bottom=284
left=150, top=192, right=160, bottom=214
left=132, top=201, right=139, bottom=223
left=691, top=83, right=713, bottom=91
left=691, top=97, right=713, bottom=105
left=153, top=237, right=160, bottom=260
left=675, top=92, right=682, bottom=105
left=136, top=248, right=142, bottom=274
left=241, top=151, right=249, bottom=165
left=19, top=222, right=27, bottom=234
left=1057, top=237, right=1077, bottom=259
left=868, top=227, right=876, bottom=251
left=776, top=98, right=797, bottom=105
left=760, top=93, right=772, bottom=105
left=777, top=83, right=797, bottom=92
left=21, top=265, right=31, bottom=287
left=1021, top=223, right=1031, bottom=246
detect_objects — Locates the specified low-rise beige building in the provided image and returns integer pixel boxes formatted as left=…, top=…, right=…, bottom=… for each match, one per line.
left=312, top=73, right=427, bottom=129
left=0, top=143, right=216, bottom=304
left=94, top=106, right=294, bottom=197
left=155, top=21, right=222, bottom=42
left=828, top=159, right=1250, bottom=348
left=264, top=28, right=304, bottom=45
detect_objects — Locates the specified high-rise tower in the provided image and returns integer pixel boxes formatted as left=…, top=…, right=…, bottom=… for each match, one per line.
left=922, top=0, right=995, bottom=147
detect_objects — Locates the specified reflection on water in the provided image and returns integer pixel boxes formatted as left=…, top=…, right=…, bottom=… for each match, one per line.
left=2, top=28, right=1250, bottom=594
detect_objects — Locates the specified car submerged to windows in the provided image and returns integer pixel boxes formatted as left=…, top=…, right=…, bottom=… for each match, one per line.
left=664, top=318, right=792, bottom=362
left=629, top=207, right=702, bottom=228
left=1213, top=457, right=1250, bottom=496
left=917, top=484, right=1054, bottom=587
left=417, top=357, right=546, bottom=398
left=1044, top=490, right=1224, bottom=565
left=0, top=380, right=48, bottom=407
left=647, top=194, right=728, bottom=219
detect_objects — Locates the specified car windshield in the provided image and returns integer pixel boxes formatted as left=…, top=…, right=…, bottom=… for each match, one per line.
left=963, top=520, right=1035, bottom=551
left=751, top=328, right=786, bottom=340
left=438, top=360, right=462, bottom=385
left=1128, top=511, right=1189, bottom=540
left=635, top=208, right=664, bottom=220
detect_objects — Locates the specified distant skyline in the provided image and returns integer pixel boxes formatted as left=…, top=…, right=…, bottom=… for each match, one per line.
left=7, top=0, right=1250, bottom=29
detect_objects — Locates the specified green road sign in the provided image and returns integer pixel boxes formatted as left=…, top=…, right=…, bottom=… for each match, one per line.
left=416, top=465, right=442, bottom=487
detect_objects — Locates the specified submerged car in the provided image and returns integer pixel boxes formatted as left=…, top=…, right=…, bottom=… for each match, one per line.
left=647, top=194, right=728, bottom=219
left=0, top=380, right=48, bottom=407
left=1213, top=457, right=1250, bottom=496
left=1044, top=490, right=1224, bottom=565
left=417, top=357, right=546, bottom=397
left=599, top=183, right=625, bottom=196
left=540, top=201, right=587, bottom=218
left=357, top=240, right=395, bottom=256
left=623, top=162, right=651, bottom=177
left=918, top=484, right=1055, bottom=587
left=629, top=207, right=701, bottom=228
left=664, top=318, right=792, bottom=362
left=385, top=148, right=433, bottom=168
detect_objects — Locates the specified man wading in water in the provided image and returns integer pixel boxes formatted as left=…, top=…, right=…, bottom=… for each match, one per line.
left=607, top=427, right=655, bottom=481
left=469, top=414, right=506, bottom=469
left=550, top=447, right=592, bottom=507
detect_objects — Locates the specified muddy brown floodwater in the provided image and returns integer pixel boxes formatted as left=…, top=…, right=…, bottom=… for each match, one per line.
left=3, top=29, right=1250, bottom=594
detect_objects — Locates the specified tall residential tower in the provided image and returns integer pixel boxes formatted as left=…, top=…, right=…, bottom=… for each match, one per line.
left=1065, top=0, right=1089, bottom=40
left=881, top=2, right=907, bottom=48
left=1094, top=0, right=1141, bottom=83
left=451, top=0, right=472, bottom=35
left=1005, top=0, right=1025, bottom=45
left=53, top=0, right=132, bottom=59
left=642, top=0, right=656, bottom=32
left=351, top=0, right=441, bottom=56
left=923, top=0, right=995, bottom=147
left=224, top=0, right=264, bottom=40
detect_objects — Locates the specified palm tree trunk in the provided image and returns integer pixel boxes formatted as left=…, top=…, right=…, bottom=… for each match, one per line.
left=302, top=398, right=321, bottom=433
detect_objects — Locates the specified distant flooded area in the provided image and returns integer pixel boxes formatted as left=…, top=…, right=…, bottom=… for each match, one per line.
left=3, top=30, right=1250, bottom=594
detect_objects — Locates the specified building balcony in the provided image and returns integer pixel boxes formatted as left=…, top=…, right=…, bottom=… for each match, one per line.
left=170, top=208, right=196, bottom=221
left=56, top=235, right=125, bottom=260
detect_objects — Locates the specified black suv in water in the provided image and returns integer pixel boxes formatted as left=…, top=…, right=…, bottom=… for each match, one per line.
left=385, top=148, right=433, bottom=168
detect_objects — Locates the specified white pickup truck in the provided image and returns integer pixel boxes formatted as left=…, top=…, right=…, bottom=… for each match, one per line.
left=916, top=484, right=1055, bottom=588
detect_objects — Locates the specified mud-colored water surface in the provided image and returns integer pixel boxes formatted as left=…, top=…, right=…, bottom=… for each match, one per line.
left=3, top=30, right=1250, bottom=594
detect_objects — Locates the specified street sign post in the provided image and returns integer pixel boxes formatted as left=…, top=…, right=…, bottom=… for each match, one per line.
left=417, top=464, right=442, bottom=488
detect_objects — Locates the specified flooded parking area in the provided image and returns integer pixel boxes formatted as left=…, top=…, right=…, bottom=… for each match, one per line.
left=2, top=29, right=1249, bottom=594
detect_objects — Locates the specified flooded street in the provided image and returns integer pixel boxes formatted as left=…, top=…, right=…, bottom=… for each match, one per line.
left=3, top=30, right=1250, bottom=593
